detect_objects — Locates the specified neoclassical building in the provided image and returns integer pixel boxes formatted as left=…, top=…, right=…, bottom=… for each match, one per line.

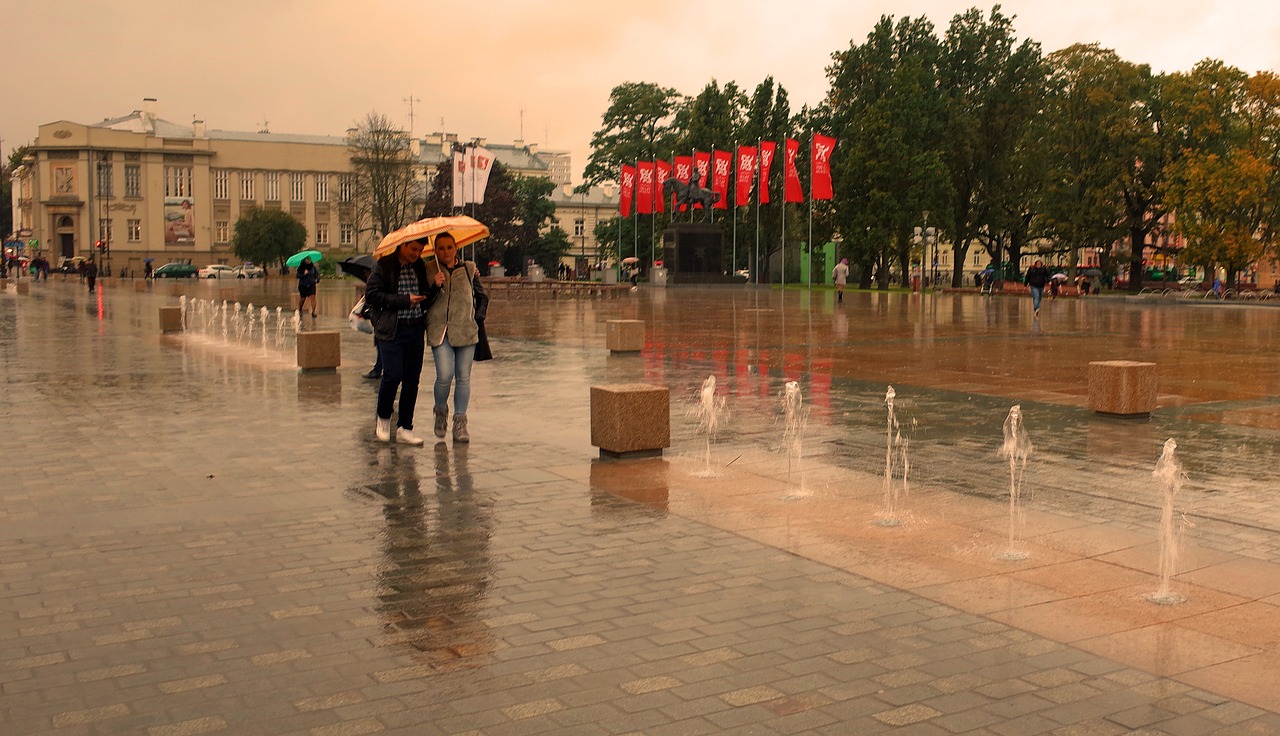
left=11, top=99, right=589, bottom=275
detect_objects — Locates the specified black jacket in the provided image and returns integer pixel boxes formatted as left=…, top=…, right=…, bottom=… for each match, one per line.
left=1025, top=265, right=1050, bottom=289
left=364, top=254, right=436, bottom=341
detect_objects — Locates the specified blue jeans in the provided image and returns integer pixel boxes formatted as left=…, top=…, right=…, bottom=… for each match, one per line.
left=377, top=324, right=425, bottom=429
left=1029, top=286, right=1044, bottom=312
left=432, top=335, right=476, bottom=415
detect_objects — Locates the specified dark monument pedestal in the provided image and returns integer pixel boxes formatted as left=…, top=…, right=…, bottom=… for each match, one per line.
left=662, top=223, right=742, bottom=285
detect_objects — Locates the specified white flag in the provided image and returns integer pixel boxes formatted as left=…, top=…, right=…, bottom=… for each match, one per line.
left=466, top=146, right=495, bottom=205
left=451, top=150, right=465, bottom=209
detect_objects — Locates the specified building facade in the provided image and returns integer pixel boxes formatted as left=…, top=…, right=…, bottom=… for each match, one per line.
left=12, top=100, right=577, bottom=276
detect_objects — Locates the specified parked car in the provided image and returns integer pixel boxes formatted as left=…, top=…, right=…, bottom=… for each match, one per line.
left=234, top=263, right=265, bottom=279
left=198, top=264, right=238, bottom=279
left=153, top=262, right=199, bottom=279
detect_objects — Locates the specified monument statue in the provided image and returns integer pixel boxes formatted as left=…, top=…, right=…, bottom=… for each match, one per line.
left=662, top=176, right=720, bottom=222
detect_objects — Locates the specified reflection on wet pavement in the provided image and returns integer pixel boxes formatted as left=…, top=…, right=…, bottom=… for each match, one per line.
left=4, top=278, right=1280, bottom=733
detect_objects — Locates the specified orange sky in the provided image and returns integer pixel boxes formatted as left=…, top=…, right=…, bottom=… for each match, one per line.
left=5, top=0, right=1280, bottom=183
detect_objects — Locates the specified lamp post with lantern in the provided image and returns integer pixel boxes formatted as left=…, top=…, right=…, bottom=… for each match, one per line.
left=912, top=211, right=936, bottom=289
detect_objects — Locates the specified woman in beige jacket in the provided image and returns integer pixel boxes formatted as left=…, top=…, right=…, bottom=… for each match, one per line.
left=426, top=234, right=489, bottom=442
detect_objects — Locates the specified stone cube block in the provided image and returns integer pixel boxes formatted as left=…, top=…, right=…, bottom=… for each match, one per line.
left=159, top=306, right=184, bottom=333
left=297, top=330, right=341, bottom=371
left=590, top=383, right=670, bottom=457
left=1089, top=360, right=1157, bottom=416
left=606, top=320, right=645, bottom=352
left=134, top=280, right=148, bottom=292
left=16, top=281, right=30, bottom=295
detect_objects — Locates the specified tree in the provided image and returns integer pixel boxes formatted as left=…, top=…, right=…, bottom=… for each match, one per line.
left=583, top=83, right=682, bottom=186
left=419, top=158, right=558, bottom=275
left=822, top=14, right=950, bottom=289
left=937, top=6, right=1045, bottom=287
left=232, top=207, right=307, bottom=267
left=348, top=112, right=418, bottom=239
left=1022, top=45, right=1141, bottom=279
left=1164, top=62, right=1280, bottom=286
left=528, top=227, right=572, bottom=273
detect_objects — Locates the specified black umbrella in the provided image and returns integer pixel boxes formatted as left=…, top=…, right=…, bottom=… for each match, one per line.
left=1084, top=268, right=1102, bottom=277
left=338, top=254, right=376, bottom=282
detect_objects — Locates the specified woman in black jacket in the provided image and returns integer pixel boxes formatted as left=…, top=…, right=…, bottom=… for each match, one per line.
left=364, top=238, right=437, bottom=446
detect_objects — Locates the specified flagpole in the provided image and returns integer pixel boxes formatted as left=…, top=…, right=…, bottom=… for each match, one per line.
left=808, top=133, right=813, bottom=290
left=747, top=138, right=757, bottom=288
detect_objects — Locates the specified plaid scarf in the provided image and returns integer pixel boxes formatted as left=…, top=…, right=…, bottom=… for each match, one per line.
left=396, top=267, right=423, bottom=320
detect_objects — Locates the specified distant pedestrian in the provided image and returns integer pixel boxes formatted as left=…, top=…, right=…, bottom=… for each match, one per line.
left=296, top=257, right=319, bottom=319
left=144, top=261, right=153, bottom=280
left=84, top=257, right=99, bottom=294
left=832, top=258, right=850, bottom=303
left=1024, top=260, right=1050, bottom=316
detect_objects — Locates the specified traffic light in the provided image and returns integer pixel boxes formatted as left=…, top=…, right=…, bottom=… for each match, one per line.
left=95, top=240, right=104, bottom=253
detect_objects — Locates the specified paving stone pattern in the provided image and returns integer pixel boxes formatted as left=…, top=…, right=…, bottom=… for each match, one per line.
left=2, top=281, right=1278, bottom=735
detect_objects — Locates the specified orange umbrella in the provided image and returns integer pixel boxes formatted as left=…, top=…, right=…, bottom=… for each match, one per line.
left=373, top=216, right=491, bottom=258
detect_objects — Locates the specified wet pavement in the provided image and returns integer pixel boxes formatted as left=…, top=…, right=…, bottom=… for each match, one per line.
left=2, top=276, right=1280, bottom=735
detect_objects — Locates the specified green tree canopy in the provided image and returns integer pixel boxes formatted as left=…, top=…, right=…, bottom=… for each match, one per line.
left=583, top=82, right=682, bottom=186
left=232, top=208, right=307, bottom=267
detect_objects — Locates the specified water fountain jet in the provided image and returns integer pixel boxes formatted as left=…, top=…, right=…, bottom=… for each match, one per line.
left=1146, top=438, right=1187, bottom=605
left=995, top=405, right=1032, bottom=560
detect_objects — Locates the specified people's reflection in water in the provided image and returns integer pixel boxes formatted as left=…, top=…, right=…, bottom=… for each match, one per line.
left=371, top=445, right=494, bottom=670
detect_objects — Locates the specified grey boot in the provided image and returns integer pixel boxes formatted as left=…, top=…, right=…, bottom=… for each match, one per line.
left=453, top=414, right=469, bottom=443
left=433, top=407, right=448, bottom=438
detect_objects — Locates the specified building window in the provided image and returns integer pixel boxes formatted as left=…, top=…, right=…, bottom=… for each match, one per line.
left=128, top=219, right=141, bottom=242
left=213, top=169, right=228, bottom=200
left=215, top=221, right=230, bottom=242
left=125, top=165, right=141, bottom=197
left=99, top=219, right=114, bottom=244
left=315, top=175, right=328, bottom=202
left=239, top=172, right=254, bottom=200
left=265, top=172, right=280, bottom=201
left=340, top=223, right=353, bottom=245
left=164, top=166, right=192, bottom=197
left=573, top=218, right=585, bottom=237
left=315, top=223, right=329, bottom=245
left=973, top=252, right=982, bottom=266
left=291, top=173, right=304, bottom=202
left=97, top=163, right=113, bottom=197
left=339, top=175, right=353, bottom=202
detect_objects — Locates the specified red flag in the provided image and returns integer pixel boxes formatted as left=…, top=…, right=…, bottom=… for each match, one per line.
left=692, top=151, right=711, bottom=208
left=735, top=146, right=757, bottom=207
left=655, top=160, right=671, bottom=213
left=783, top=138, right=803, bottom=203
left=673, top=156, right=693, bottom=210
left=636, top=160, right=655, bottom=215
left=620, top=164, right=635, bottom=217
left=811, top=134, right=836, bottom=200
left=758, top=141, right=776, bottom=204
left=711, top=149, right=732, bottom=210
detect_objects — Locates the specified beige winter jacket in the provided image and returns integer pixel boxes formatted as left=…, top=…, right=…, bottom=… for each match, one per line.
left=425, top=260, right=487, bottom=348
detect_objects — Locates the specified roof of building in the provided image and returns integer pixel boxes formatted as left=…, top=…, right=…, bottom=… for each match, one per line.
left=89, top=110, right=348, bottom=146
left=418, top=140, right=551, bottom=174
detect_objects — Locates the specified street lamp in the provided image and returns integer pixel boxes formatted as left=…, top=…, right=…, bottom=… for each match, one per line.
left=912, top=211, right=936, bottom=288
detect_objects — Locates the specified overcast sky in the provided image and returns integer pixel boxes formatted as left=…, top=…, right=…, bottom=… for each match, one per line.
left=7, top=0, right=1280, bottom=183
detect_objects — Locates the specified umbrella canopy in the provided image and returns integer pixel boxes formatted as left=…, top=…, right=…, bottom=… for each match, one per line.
left=374, top=216, right=490, bottom=259
left=338, top=254, right=376, bottom=282
left=286, top=250, right=323, bottom=269
left=1051, top=272, right=1069, bottom=281
left=621, top=257, right=641, bottom=265
left=1084, top=268, right=1103, bottom=277
left=978, top=268, right=994, bottom=276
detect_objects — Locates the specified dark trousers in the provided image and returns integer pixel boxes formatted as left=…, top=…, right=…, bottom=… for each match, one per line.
left=376, top=324, right=425, bottom=430
left=87, top=276, right=97, bottom=293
